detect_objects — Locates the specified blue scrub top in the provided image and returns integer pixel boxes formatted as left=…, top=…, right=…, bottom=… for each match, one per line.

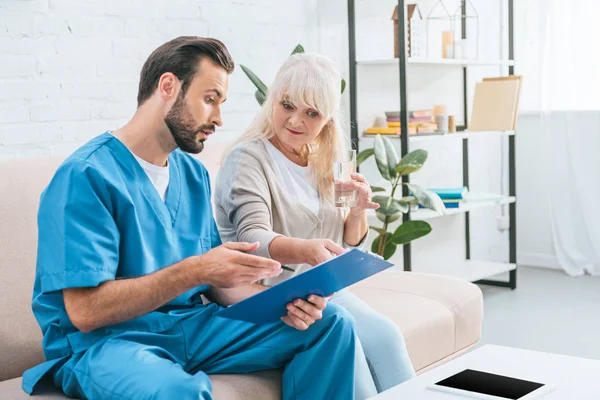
left=30, top=132, right=221, bottom=364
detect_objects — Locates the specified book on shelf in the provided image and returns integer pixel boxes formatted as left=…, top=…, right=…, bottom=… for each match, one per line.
left=428, top=187, right=468, bottom=200
left=483, top=76, right=523, bottom=130
left=413, top=187, right=467, bottom=209
left=385, top=110, right=433, bottom=119
left=469, top=76, right=522, bottom=131
left=387, top=121, right=436, bottom=128
left=417, top=199, right=462, bottom=209
left=386, top=116, right=432, bottom=123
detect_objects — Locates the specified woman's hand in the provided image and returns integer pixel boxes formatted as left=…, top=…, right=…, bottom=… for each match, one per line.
left=299, top=238, right=346, bottom=266
left=282, top=294, right=332, bottom=330
left=345, top=173, right=380, bottom=216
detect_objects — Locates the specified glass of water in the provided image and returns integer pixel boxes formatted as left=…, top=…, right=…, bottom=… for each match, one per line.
left=333, top=150, right=357, bottom=208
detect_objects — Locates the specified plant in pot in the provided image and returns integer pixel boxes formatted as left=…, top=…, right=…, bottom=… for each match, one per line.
left=241, top=45, right=444, bottom=260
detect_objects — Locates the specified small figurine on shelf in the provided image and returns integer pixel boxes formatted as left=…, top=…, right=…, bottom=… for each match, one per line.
left=392, top=4, right=424, bottom=58
left=426, top=0, right=454, bottom=59
left=433, top=105, right=448, bottom=134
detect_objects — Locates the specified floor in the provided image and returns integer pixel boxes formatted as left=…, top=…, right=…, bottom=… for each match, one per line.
left=477, top=266, right=600, bottom=360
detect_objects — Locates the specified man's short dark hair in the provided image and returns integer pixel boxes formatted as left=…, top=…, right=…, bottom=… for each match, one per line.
left=137, top=36, right=234, bottom=106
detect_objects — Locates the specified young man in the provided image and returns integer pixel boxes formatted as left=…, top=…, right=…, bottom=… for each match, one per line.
left=22, top=36, right=357, bottom=400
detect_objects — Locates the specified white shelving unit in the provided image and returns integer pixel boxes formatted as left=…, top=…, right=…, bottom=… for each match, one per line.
left=367, top=192, right=516, bottom=222
left=361, top=130, right=515, bottom=144
left=358, top=58, right=515, bottom=67
left=348, top=0, right=518, bottom=289
left=412, top=195, right=516, bottom=221
left=417, top=260, right=517, bottom=282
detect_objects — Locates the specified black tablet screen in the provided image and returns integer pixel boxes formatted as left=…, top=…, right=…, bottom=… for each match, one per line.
left=434, top=369, right=545, bottom=399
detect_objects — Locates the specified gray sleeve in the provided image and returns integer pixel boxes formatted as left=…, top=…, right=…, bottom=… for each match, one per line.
left=343, top=231, right=368, bottom=251
left=214, top=146, right=282, bottom=259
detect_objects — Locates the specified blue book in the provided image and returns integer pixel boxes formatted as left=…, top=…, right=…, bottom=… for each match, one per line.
left=428, top=187, right=468, bottom=200
left=418, top=199, right=461, bottom=209
left=215, top=249, right=394, bottom=324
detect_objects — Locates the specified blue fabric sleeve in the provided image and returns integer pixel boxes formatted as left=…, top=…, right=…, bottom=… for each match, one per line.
left=37, top=160, right=119, bottom=293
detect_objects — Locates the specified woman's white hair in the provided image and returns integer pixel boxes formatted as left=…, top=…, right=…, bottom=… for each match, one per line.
left=223, top=52, right=349, bottom=201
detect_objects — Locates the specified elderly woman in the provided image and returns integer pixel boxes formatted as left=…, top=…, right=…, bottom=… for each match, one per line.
left=214, top=53, right=415, bottom=398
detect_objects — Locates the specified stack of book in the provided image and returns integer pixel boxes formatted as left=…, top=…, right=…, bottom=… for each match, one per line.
left=364, top=110, right=437, bottom=136
left=426, top=187, right=468, bottom=209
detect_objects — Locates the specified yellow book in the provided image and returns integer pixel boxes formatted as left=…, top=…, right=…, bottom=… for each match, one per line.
left=365, top=127, right=418, bottom=135
left=387, top=122, right=421, bottom=128
left=365, top=128, right=400, bottom=134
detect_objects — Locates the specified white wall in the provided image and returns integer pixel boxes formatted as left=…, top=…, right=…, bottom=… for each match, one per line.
left=0, top=0, right=320, bottom=159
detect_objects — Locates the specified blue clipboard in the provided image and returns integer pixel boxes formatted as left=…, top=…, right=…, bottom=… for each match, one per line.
left=215, top=249, right=394, bottom=324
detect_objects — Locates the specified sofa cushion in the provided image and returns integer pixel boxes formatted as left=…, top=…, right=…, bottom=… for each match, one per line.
left=351, top=270, right=483, bottom=371
left=0, top=371, right=282, bottom=400
left=0, top=378, right=65, bottom=399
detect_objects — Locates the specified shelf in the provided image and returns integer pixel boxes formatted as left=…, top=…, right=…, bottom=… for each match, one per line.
left=366, top=193, right=516, bottom=221
left=412, top=260, right=516, bottom=282
left=357, top=58, right=515, bottom=67
left=412, top=194, right=516, bottom=220
left=361, top=130, right=515, bottom=143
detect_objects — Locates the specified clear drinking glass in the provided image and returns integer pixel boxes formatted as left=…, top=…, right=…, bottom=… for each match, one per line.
left=333, top=150, right=357, bottom=208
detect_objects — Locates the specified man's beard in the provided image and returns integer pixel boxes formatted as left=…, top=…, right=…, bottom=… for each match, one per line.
left=164, top=92, right=215, bottom=154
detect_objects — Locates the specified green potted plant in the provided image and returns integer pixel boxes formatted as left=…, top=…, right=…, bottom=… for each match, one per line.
left=241, top=45, right=444, bottom=260
left=356, top=137, right=444, bottom=260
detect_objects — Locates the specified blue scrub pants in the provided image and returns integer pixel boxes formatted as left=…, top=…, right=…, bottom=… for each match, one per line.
left=330, top=290, right=416, bottom=399
left=52, top=303, right=357, bottom=400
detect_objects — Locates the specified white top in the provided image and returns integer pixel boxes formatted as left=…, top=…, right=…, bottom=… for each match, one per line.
left=265, top=139, right=320, bottom=216
left=112, top=134, right=170, bottom=202
left=132, top=153, right=170, bottom=202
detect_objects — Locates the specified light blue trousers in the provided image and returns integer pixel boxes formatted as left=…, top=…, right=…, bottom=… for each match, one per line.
left=330, top=290, right=416, bottom=399
left=52, top=303, right=357, bottom=400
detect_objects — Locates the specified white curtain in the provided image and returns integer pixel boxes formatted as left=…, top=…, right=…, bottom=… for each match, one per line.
left=518, top=0, right=600, bottom=275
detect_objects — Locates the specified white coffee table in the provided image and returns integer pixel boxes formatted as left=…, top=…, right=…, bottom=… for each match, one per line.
left=369, top=345, right=600, bottom=399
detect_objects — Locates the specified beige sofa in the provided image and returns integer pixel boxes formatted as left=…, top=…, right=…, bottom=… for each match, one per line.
left=0, top=142, right=483, bottom=399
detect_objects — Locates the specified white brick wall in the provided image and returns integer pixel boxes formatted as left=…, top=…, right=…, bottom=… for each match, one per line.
left=0, top=0, right=319, bottom=159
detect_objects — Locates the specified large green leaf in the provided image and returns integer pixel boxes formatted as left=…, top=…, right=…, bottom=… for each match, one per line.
left=291, top=44, right=305, bottom=55
left=371, top=196, right=409, bottom=215
left=341, top=79, right=346, bottom=94
left=376, top=210, right=402, bottom=223
left=400, top=196, right=418, bottom=204
left=369, top=226, right=387, bottom=236
left=406, top=183, right=445, bottom=215
left=370, top=186, right=386, bottom=193
left=395, top=149, right=428, bottom=175
left=395, top=164, right=423, bottom=176
left=255, top=90, right=266, bottom=106
left=391, top=220, right=432, bottom=245
left=371, top=233, right=397, bottom=260
left=357, top=148, right=374, bottom=166
left=240, top=64, right=267, bottom=97
left=396, top=200, right=412, bottom=212
left=374, top=135, right=399, bottom=181
left=401, top=149, right=428, bottom=166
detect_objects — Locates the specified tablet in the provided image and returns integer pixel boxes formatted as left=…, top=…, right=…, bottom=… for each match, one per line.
left=215, top=249, right=393, bottom=324
left=427, top=369, right=555, bottom=399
